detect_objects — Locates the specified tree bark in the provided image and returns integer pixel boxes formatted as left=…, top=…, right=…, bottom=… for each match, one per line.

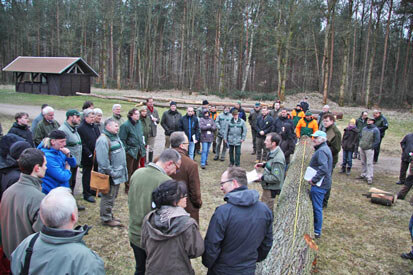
left=361, top=2, right=373, bottom=105
left=256, top=136, right=317, bottom=275
left=339, top=0, right=353, bottom=106
left=378, top=0, right=392, bottom=105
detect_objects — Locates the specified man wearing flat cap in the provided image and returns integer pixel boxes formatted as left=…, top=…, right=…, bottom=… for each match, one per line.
left=38, top=130, right=77, bottom=194
left=59, top=110, right=82, bottom=194
left=161, top=101, right=182, bottom=148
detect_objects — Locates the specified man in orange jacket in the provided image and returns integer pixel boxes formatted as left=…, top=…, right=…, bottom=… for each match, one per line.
left=296, top=111, right=318, bottom=138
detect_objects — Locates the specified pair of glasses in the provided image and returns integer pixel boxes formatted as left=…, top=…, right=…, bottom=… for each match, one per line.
left=173, top=162, right=181, bottom=172
left=220, top=178, right=234, bottom=186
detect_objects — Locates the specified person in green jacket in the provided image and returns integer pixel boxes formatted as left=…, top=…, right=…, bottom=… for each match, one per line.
left=11, top=187, right=105, bottom=274
left=0, top=148, right=46, bottom=259
left=140, top=107, right=152, bottom=162
left=224, top=109, right=247, bottom=167
left=119, top=108, right=146, bottom=194
left=255, top=133, right=286, bottom=213
left=34, top=106, right=60, bottom=146
left=128, top=149, right=181, bottom=275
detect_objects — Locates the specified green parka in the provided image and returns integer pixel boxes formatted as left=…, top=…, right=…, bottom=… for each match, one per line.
left=34, top=118, right=60, bottom=146
left=261, top=146, right=286, bottom=191
left=224, top=118, right=247, bottom=146
left=119, top=118, right=146, bottom=159
left=325, top=124, right=342, bottom=167
left=59, top=121, right=82, bottom=164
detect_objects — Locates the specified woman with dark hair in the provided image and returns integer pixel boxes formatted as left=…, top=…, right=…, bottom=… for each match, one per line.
left=141, top=180, right=204, bottom=275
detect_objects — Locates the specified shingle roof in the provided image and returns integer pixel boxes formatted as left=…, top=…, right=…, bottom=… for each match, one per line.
left=2, top=56, right=98, bottom=76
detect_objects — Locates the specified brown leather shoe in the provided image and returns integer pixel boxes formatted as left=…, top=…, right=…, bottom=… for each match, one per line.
left=102, top=220, right=124, bottom=227
left=112, top=217, right=121, bottom=222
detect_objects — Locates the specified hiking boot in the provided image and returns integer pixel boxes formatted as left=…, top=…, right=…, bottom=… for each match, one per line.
left=315, top=233, right=321, bottom=239
left=213, top=156, right=219, bottom=161
left=356, top=175, right=366, bottom=180
left=401, top=252, right=413, bottom=260
left=251, top=151, right=256, bottom=155
left=346, top=167, right=351, bottom=176
left=339, top=166, right=346, bottom=173
left=367, top=179, right=373, bottom=185
left=102, top=220, right=124, bottom=227
left=220, top=158, right=225, bottom=161
left=84, top=196, right=96, bottom=203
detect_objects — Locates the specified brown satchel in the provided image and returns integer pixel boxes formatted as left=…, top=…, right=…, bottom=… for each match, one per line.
left=90, top=135, right=111, bottom=195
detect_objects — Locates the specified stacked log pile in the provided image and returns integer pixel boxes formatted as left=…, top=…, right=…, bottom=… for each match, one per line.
left=256, top=136, right=318, bottom=275
left=363, top=187, right=397, bottom=206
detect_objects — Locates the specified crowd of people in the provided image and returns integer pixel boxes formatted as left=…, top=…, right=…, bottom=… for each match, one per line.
left=0, top=95, right=411, bottom=274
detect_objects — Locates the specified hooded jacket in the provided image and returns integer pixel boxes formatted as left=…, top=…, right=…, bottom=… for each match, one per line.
left=38, top=142, right=77, bottom=194
left=309, top=142, right=333, bottom=190
left=161, top=109, right=182, bottom=136
left=0, top=173, right=45, bottom=259
left=342, top=126, right=359, bottom=152
left=8, top=122, right=34, bottom=147
left=141, top=206, right=204, bottom=275
left=11, top=225, right=105, bottom=275
left=202, top=186, right=273, bottom=275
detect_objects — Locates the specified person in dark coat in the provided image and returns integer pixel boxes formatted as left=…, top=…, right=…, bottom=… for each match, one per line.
left=8, top=112, right=34, bottom=147
left=340, top=118, right=359, bottom=175
left=161, top=101, right=183, bottom=148
left=77, top=109, right=101, bottom=203
left=275, top=110, right=296, bottom=168
left=199, top=110, right=217, bottom=169
left=0, top=133, right=24, bottom=170
left=170, top=132, right=202, bottom=223
left=255, top=106, right=274, bottom=163
left=179, top=107, right=200, bottom=160
left=373, top=110, right=389, bottom=163
left=397, top=133, right=413, bottom=185
left=230, top=101, right=247, bottom=121
left=0, top=141, right=32, bottom=201
left=202, top=167, right=273, bottom=274
left=300, top=96, right=310, bottom=112
left=248, top=103, right=261, bottom=155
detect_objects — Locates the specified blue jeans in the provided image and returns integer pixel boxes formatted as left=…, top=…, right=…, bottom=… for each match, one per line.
left=342, top=150, right=353, bottom=168
left=188, top=141, right=195, bottom=160
left=310, top=186, right=327, bottom=235
left=201, top=142, right=212, bottom=166
left=409, top=214, right=413, bottom=241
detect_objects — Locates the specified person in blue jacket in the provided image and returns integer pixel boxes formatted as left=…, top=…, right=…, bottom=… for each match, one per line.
left=37, top=130, right=76, bottom=194
left=202, top=167, right=273, bottom=274
left=308, top=130, right=333, bottom=239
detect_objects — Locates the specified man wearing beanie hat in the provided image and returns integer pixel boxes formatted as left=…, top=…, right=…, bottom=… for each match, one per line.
left=295, top=110, right=318, bottom=138
left=37, top=130, right=77, bottom=194
left=340, top=118, right=359, bottom=175
left=161, top=101, right=182, bottom=148
left=0, top=141, right=32, bottom=200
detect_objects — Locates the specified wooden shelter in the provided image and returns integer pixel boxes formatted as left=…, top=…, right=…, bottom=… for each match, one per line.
left=2, top=56, right=98, bottom=96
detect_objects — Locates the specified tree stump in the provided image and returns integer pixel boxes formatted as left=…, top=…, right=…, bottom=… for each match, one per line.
left=257, top=136, right=318, bottom=275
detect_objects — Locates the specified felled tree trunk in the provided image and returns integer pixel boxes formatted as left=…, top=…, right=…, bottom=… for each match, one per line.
left=257, top=136, right=318, bottom=275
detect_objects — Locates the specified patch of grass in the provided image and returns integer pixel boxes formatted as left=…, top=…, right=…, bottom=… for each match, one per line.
left=0, top=114, right=15, bottom=134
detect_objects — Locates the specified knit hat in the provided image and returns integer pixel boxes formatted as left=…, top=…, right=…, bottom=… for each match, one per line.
left=305, top=111, right=312, bottom=116
left=48, top=130, right=66, bottom=140
left=202, top=100, right=209, bottom=105
left=10, top=141, right=32, bottom=160
left=349, top=118, right=356, bottom=124
left=66, top=109, right=80, bottom=118
left=170, top=101, right=177, bottom=106
left=232, top=109, right=239, bottom=115
left=255, top=102, right=261, bottom=107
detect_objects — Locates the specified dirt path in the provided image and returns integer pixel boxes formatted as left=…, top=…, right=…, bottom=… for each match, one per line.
left=0, top=103, right=400, bottom=176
